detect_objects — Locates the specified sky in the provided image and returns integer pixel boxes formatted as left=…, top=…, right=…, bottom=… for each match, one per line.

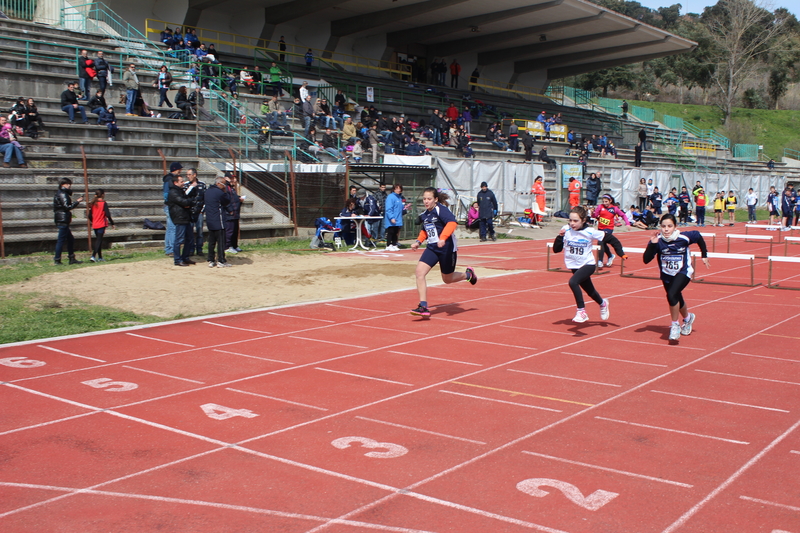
left=634, top=0, right=798, bottom=17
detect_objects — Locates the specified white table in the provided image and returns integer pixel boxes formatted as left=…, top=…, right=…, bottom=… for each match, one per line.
left=335, top=216, right=383, bottom=251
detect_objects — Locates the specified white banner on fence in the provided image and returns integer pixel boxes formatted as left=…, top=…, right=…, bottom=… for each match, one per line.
left=383, top=154, right=434, bottom=167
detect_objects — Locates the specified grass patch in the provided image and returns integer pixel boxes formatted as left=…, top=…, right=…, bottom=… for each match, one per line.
left=0, top=291, right=164, bottom=344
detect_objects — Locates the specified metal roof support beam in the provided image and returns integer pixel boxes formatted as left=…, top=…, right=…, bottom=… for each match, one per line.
left=478, top=26, right=640, bottom=65
left=514, top=37, right=669, bottom=73
left=386, top=0, right=564, bottom=48
left=431, top=13, right=604, bottom=58
left=331, top=0, right=472, bottom=38
left=183, top=0, right=221, bottom=29
left=547, top=49, right=689, bottom=79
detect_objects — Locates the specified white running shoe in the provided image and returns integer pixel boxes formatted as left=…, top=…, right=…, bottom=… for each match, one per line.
left=597, top=260, right=603, bottom=268
left=600, top=299, right=610, bottom=320
left=606, top=254, right=615, bottom=267
left=207, top=261, right=216, bottom=268
left=225, top=247, right=239, bottom=254
left=681, top=313, right=695, bottom=336
left=572, top=309, right=589, bottom=323
left=669, top=322, right=682, bottom=341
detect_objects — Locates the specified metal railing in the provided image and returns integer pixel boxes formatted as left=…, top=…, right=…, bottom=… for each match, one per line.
left=629, top=104, right=655, bottom=123
left=563, top=86, right=593, bottom=107
left=733, top=144, right=759, bottom=161
left=468, top=76, right=562, bottom=105
left=0, top=0, right=35, bottom=20
left=683, top=121, right=730, bottom=150
left=663, top=115, right=684, bottom=130
left=594, top=96, right=623, bottom=115
left=785, top=148, right=800, bottom=161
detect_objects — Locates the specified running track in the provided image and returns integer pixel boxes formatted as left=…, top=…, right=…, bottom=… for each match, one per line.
left=1, top=227, right=799, bottom=532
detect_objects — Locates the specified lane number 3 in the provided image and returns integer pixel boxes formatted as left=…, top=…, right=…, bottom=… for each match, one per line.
left=517, top=478, right=619, bottom=511
left=331, top=437, right=408, bottom=459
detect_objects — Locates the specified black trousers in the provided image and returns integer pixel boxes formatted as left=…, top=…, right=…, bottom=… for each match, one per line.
left=663, top=273, right=691, bottom=308
left=93, top=227, right=105, bottom=257
left=225, top=219, right=240, bottom=249
left=569, top=265, right=603, bottom=308
left=386, top=226, right=400, bottom=246
left=207, top=229, right=226, bottom=263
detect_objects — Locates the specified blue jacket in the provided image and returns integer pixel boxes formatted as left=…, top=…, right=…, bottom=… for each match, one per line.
left=204, top=185, right=230, bottom=231
left=384, top=192, right=404, bottom=227
left=224, top=184, right=242, bottom=220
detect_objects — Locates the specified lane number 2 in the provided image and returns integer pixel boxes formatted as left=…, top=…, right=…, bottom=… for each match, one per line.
left=517, top=478, right=619, bottom=511
left=200, top=403, right=259, bottom=420
left=0, top=357, right=46, bottom=368
left=331, top=437, right=408, bottom=459
left=81, top=378, right=138, bottom=392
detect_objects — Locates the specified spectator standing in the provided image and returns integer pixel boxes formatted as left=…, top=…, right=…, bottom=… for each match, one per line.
left=522, top=132, right=534, bottom=162
left=678, top=186, right=691, bottom=226
left=634, top=141, right=643, bottom=167
left=87, top=189, right=115, bottom=262
left=278, top=36, right=286, bottom=62
left=694, top=187, right=709, bottom=226
left=745, top=187, right=758, bottom=223
left=123, top=63, right=140, bottom=116
left=163, top=162, right=182, bottom=255
left=269, top=62, right=283, bottom=96
left=185, top=168, right=207, bottom=255
left=476, top=181, right=498, bottom=242
left=94, top=51, right=111, bottom=94
left=469, top=67, right=479, bottom=90
left=305, top=48, right=313, bottom=71
left=299, top=81, right=310, bottom=102
left=621, top=100, right=628, bottom=117
left=77, top=49, right=92, bottom=99
left=302, top=95, right=314, bottom=137
left=508, top=121, right=519, bottom=152
left=168, top=173, right=195, bottom=266
left=638, top=128, right=647, bottom=151
left=61, top=82, right=88, bottom=124
left=0, top=116, right=26, bottom=168
left=224, top=173, right=244, bottom=253
left=368, top=124, right=382, bottom=163
left=372, top=183, right=388, bottom=239
left=153, top=65, right=174, bottom=107
left=585, top=173, right=601, bottom=206
left=650, top=187, right=663, bottom=215
left=636, top=177, right=648, bottom=211
left=205, top=176, right=231, bottom=267
left=449, top=59, right=461, bottom=88
left=384, top=184, right=404, bottom=251
left=53, top=178, right=83, bottom=265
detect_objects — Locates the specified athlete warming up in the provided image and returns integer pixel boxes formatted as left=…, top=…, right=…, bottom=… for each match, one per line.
left=553, top=206, right=610, bottom=323
left=643, top=214, right=710, bottom=341
left=410, top=188, right=477, bottom=317
left=592, top=194, right=629, bottom=268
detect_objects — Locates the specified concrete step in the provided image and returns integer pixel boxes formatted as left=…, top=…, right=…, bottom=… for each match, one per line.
left=2, top=211, right=275, bottom=232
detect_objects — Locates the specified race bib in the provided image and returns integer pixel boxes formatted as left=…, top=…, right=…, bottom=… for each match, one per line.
left=598, top=216, right=611, bottom=226
left=661, top=254, right=683, bottom=276
left=424, top=222, right=439, bottom=244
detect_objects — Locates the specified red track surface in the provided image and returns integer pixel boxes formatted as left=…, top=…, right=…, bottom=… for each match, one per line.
left=2, top=226, right=800, bottom=532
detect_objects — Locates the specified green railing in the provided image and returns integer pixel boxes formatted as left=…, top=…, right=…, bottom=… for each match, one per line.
left=683, top=122, right=730, bottom=150
left=630, top=104, right=655, bottom=123
left=563, top=86, right=593, bottom=107
left=594, top=96, right=623, bottom=115
left=733, top=144, right=759, bottom=161
left=663, top=115, right=684, bottom=131
left=0, top=0, right=34, bottom=20
left=785, top=148, right=800, bottom=161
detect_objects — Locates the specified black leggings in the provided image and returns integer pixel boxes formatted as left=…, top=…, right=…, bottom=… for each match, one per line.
left=92, top=227, right=105, bottom=257
left=663, top=273, right=691, bottom=308
left=386, top=226, right=400, bottom=246
left=569, top=265, right=603, bottom=308
left=597, top=229, right=625, bottom=263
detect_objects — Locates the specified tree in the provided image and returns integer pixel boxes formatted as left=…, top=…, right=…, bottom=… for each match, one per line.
left=651, top=16, right=716, bottom=103
left=577, top=66, right=634, bottom=97
left=703, top=0, right=789, bottom=124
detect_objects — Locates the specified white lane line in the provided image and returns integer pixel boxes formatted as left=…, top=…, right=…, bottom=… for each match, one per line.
left=594, top=416, right=750, bottom=445
left=731, top=352, right=800, bottom=363
left=448, top=337, right=536, bottom=351
left=695, top=369, right=800, bottom=387
left=0, top=411, right=99, bottom=437
left=651, top=390, right=789, bottom=413
left=225, top=388, right=328, bottom=411
left=355, top=416, right=486, bottom=445
left=432, top=316, right=483, bottom=325
left=353, top=324, right=427, bottom=335
left=508, top=368, right=622, bottom=387
left=609, top=337, right=706, bottom=350
left=388, top=350, right=483, bottom=366
left=500, top=325, right=574, bottom=336
left=314, top=367, right=413, bottom=386
left=126, top=333, right=194, bottom=347
left=790, top=450, right=800, bottom=455
left=662, top=417, right=800, bottom=533
left=521, top=451, right=693, bottom=488
left=439, top=390, right=562, bottom=412
left=37, top=345, right=106, bottom=362
left=289, top=336, right=368, bottom=349
left=212, top=349, right=294, bottom=365
left=121, top=365, right=204, bottom=384
left=563, top=352, right=668, bottom=368
left=202, top=321, right=270, bottom=334
left=739, top=495, right=800, bottom=512
left=325, top=303, right=390, bottom=314
left=268, top=311, right=334, bottom=323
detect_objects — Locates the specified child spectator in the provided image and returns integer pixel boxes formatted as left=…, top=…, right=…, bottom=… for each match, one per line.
left=678, top=186, right=691, bottom=226
left=713, top=191, right=725, bottom=227
left=664, top=191, right=679, bottom=217
left=467, top=201, right=480, bottom=229
left=87, top=189, right=115, bottom=262
left=352, top=139, right=363, bottom=163
left=649, top=187, right=663, bottom=214
left=99, top=105, right=118, bottom=141
left=745, top=188, right=758, bottom=223
left=725, top=190, right=737, bottom=226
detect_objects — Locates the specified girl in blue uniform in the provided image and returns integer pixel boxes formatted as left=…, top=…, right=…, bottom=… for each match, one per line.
left=410, top=188, right=477, bottom=317
left=553, top=206, right=611, bottom=323
left=643, top=213, right=710, bottom=341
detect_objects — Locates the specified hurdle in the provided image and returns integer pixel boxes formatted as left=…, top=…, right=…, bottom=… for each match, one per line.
left=784, top=236, right=800, bottom=257
left=700, top=232, right=716, bottom=252
left=726, top=234, right=774, bottom=258
left=766, top=256, right=800, bottom=290
left=746, top=223, right=784, bottom=243
left=545, top=242, right=610, bottom=275
left=619, top=247, right=659, bottom=280
left=690, top=251, right=758, bottom=287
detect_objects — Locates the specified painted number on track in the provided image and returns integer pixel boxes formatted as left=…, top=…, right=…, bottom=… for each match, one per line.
left=331, top=437, right=408, bottom=459
left=0, top=357, right=46, bottom=368
left=200, top=403, right=259, bottom=420
left=81, top=378, right=138, bottom=392
left=517, top=478, right=619, bottom=511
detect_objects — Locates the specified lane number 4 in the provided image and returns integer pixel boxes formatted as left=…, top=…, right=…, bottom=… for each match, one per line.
left=200, top=403, right=259, bottom=420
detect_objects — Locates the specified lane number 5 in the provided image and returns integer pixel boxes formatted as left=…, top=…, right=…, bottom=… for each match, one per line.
left=81, top=378, right=138, bottom=392
left=331, top=437, right=408, bottom=459
left=517, top=478, right=618, bottom=511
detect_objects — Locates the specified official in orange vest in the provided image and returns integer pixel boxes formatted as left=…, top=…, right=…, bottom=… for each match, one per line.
left=568, top=177, right=582, bottom=207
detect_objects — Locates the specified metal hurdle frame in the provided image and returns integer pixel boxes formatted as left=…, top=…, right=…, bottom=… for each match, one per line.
left=726, top=234, right=774, bottom=258
left=690, top=251, right=758, bottom=287
left=766, top=255, right=800, bottom=290
left=784, top=236, right=800, bottom=257
left=699, top=232, right=716, bottom=253
left=619, top=247, right=660, bottom=280
left=745, top=224, right=784, bottom=243
left=545, top=242, right=610, bottom=275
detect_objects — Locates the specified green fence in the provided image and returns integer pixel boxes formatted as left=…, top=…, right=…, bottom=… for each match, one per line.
left=733, top=144, right=759, bottom=161
left=563, top=86, right=593, bottom=107
left=594, top=96, right=623, bottom=115
left=629, top=104, right=654, bottom=123
left=0, top=0, right=35, bottom=20
left=786, top=148, right=800, bottom=160
left=663, top=115, right=684, bottom=131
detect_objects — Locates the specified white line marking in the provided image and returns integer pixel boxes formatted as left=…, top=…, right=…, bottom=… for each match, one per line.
left=651, top=390, right=789, bottom=413
left=508, top=368, right=622, bottom=387
left=314, top=367, right=413, bottom=386
left=121, top=365, right=204, bottom=384
left=432, top=316, right=483, bottom=325
left=268, top=311, right=334, bottom=323
left=439, top=390, right=562, bottom=412
left=563, top=352, right=668, bottom=368
left=609, top=337, right=705, bottom=350
left=225, top=388, right=327, bottom=411
left=0, top=410, right=99, bottom=437
left=353, top=324, right=428, bottom=335
left=739, top=496, right=800, bottom=512
left=36, top=345, right=105, bottom=362
left=212, top=349, right=294, bottom=365
left=521, top=451, right=693, bottom=488
left=662, top=417, right=800, bottom=532
left=202, top=321, right=270, bottom=334
left=325, top=303, right=390, bottom=314
left=387, top=350, right=482, bottom=366
left=695, top=369, right=800, bottom=387
left=500, top=325, right=574, bottom=336
left=289, top=336, right=368, bottom=349
left=448, top=337, right=536, bottom=351
left=355, top=416, right=486, bottom=445
left=594, top=416, right=749, bottom=445
left=791, top=450, right=800, bottom=455
left=126, top=332, right=194, bottom=347
left=731, top=352, right=800, bottom=363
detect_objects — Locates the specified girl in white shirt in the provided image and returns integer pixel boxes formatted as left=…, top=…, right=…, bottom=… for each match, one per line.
left=553, top=206, right=610, bottom=323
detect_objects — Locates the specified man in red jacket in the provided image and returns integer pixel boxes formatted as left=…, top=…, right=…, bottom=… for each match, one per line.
left=450, top=59, right=461, bottom=88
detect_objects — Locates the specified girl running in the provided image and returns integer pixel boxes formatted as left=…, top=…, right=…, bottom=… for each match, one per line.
left=410, top=188, right=477, bottom=317
left=592, top=194, right=629, bottom=268
left=87, top=189, right=115, bottom=262
left=643, top=214, right=710, bottom=341
left=553, top=206, right=610, bottom=323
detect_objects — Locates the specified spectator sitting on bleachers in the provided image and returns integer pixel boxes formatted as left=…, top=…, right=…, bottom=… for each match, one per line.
left=61, top=82, right=88, bottom=124
left=172, top=27, right=184, bottom=49
left=536, top=110, right=546, bottom=122
left=352, top=139, right=363, bottom=162
left=134, top=92, right=159, bottom=118
left=263, top=96, right=288, bottom=128
left=491, top=125, right=509, bottom=151
left=188, top=86, right=204, bottom=118
left=322, top=128, right=343, bottom=160
left=314, top=98, right=334, bottom=129
left=9, top=97, right=27, bottom=131
left=0, top=116, right=26, bottom=168
left=567, top=129, right=576, bottom=147
left=768, top=159, right=775, bottom=170
left=240, top=68, right=255, bottom=92
left=539, top=146, right=556, bottom=169
left=22, top=98, right=45, bottom=137
left=406, top=136, right=424, bottom=156
left=88, top=90, right=107, bottom=123
left=184, top=29, right=199, bottom=52
left=342, top=116, right=358, bottom=145
left=391, top=125, right=406, bottom=155
left=606, top=141, right=618, bottom=158
left=207, top=43, right=218, bottom=60
left=99, top=105, right=118, bottom=141
left=175, top=86, right=195, bottom=119
left=195, top=44, right=208, bottom=58
left=161, top=27, right=175, bottom=48
left=554, top=113, right=563, bottom=124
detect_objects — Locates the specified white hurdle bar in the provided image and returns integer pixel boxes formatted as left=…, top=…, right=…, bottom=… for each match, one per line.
left=620, top=247, right=758, bottom=286
left=699, top=232, right=716, bottom=252
left=746, top=223, right=786, bottom=243
left=784, top=236, right=800, bottom=256
left=545, top=242, right=609, bottom=274
left=767, top=255, right=800, bottom=290
left=726, top=233, right=774, bottom=257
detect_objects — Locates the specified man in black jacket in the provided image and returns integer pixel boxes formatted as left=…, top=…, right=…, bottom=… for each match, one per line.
left=94, top=51, right=110, bottom=94
left=53, top=178, right=84, bottom=265
left=77, top=49, right=92, bottom=100
left=167, top=174, right=195, bottom=266
left=184, top=168, right=207, bottom=256
left=302, top=95, right=315, bottom=138
left=60, top=82, right=88, bottom=124
left=539, top=146, right=556, bottom=170
left=477, top=181, right=498, bottom=242
left=205, top=177, right=231, bottom=267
